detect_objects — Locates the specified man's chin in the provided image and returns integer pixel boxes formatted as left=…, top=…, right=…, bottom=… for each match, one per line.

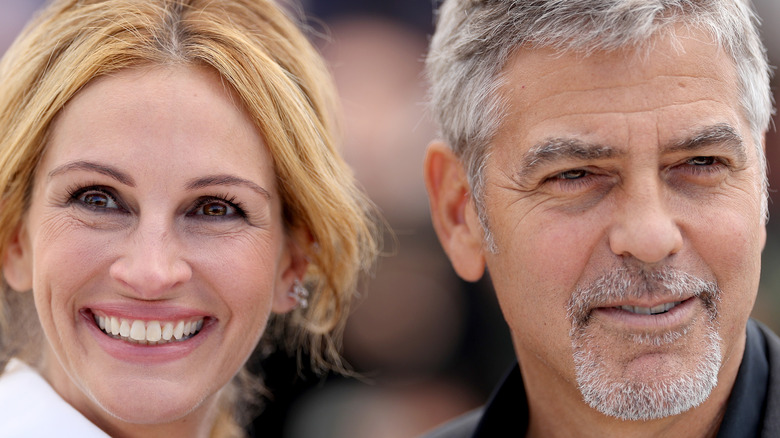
left=571, top=321, right=722, bottom=421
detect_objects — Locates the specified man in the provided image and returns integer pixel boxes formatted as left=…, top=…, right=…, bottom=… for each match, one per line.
left=423, top=0, right=779, bottom=436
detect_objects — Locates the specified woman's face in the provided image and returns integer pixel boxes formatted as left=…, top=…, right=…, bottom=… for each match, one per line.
left=3, top=65, right=302, bottom=433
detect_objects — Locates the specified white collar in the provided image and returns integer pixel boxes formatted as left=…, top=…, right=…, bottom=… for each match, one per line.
left=0, top=358, right=110, bottom=437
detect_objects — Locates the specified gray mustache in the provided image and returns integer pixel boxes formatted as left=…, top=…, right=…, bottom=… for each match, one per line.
left=567, top=267, right=721, bottom=326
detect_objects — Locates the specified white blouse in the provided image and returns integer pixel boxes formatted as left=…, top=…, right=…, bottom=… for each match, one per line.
left=0, top=359, right=109, bottom=437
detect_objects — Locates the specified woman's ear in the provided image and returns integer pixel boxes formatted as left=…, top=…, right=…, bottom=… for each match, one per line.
left=3, top=222, right=33, bottom=292
left=272, top=227, right=311, bottom=313
left=424, top=141, right=486, bottom=282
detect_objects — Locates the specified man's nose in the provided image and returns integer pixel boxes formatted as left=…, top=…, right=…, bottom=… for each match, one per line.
left=607, top=180, right=683, bottom=264
left=109, top=218, right=192, bottom=298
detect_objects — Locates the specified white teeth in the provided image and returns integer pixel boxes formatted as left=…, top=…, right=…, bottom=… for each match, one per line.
left=173, top=321, right=184, bottom=340
left=162, top=322, right=174, bottom=341
left=130, top=320, right=146, bottom=341
left=649, top=303, right=668, bottom=314
left=147, top=321, right=162, bottom=342
left=119, top=320, right=131, bottom=337
left=93, top=314, right=204, bottom=345
left=619, top=301, right=682, bottom=315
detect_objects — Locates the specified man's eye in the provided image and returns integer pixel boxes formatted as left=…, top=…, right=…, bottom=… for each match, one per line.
left=558, top=169, right=588, bottom=180
left=542, top=168, right=606, bottom=194
left=687, top=156, right=717, bottom=166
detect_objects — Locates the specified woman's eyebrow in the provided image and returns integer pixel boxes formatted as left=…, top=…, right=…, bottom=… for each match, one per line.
left=185, top=174, right=271, bottom=199
left=48, top=160, right=135, bottom=186
left=47, top=162, right=271, bottom=199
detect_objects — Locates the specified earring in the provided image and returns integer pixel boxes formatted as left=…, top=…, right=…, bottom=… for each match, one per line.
left=288, top=279, right=309, bottom=309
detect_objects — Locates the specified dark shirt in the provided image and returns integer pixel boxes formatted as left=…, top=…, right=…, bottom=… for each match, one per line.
left=717, top=319, right=769, bottom=437
left=426, top=319, right=778, bottom=437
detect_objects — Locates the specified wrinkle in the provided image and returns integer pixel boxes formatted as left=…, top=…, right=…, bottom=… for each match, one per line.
left=528, top=74, right=727, bottom=99
left=530, top=99, right=732, bottom=120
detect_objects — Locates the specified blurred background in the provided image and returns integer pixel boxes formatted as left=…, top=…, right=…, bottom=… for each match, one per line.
left=1, top=1, right=778, bottom=437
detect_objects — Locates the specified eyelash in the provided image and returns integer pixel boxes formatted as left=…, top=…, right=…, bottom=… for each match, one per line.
left=544, top=156, right=727, bottom=190
left=67, top=184, right=125, bottom=212
left=680, top=156, right=727, bottom=175
left=545, top=169, right=602, bottom=192
left=188, top=194, right=247, bottom=219
left=66, top=185, right=247, bottom=219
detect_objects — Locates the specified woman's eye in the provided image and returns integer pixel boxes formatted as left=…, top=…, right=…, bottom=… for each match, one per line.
left=200, top=201, right=232, bottom=216
left=74, top=189, right=121, bottom=210
left=190, top=197, right=244, bottom=219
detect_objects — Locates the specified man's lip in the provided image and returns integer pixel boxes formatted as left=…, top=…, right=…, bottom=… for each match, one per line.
left=590, top=297, right=698, bottom=330
left=594, top=296, right=696, bottom=310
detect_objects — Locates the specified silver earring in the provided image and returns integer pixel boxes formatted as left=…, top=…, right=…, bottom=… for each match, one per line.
left=288, top=279, right=309, bottom=309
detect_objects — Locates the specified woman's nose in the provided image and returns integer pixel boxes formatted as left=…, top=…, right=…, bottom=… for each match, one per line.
left=109, top=219, right=192, bottom=299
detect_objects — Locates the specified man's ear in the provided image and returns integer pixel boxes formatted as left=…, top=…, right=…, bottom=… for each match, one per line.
left=759, top=136, right=767, bottom=249
left=424, top=141, right=486, bottom=281
left=3, top=222, right=33, bottom=292
left=272, top=227, right=311, bottom=313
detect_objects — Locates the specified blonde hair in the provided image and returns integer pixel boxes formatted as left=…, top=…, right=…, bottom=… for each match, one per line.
left=0, top=0, right=378, bottom=435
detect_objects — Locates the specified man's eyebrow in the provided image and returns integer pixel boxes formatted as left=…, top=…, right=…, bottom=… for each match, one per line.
left=185, top=174, right=271, bottom=199
left=48, top=160, right=135, bottom=186
left=518, top=138, right=620, bottom=179
left=517, top=123, right=746, bottom=180
left=666, top=123, right=746, bottom=162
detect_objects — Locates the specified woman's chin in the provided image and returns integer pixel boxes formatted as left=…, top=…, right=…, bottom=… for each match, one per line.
left=89, top=382, right=217, bottom=427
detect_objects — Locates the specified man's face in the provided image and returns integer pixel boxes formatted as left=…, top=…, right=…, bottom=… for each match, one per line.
left=427, top=28, right=766, bottom=419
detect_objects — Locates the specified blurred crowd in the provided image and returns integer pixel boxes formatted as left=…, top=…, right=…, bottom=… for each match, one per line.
left=1, top=1, right=778, bottom=437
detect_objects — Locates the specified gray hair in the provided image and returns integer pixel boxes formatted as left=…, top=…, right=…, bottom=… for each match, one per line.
left=426, top=0, right=775, bottom=246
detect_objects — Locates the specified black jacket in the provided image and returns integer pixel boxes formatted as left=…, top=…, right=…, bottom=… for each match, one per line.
left=424, top=319, right=780, bottom=437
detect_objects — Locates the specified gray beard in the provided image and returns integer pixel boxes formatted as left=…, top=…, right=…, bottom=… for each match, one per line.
left=567, top=266, right=722, bottom=421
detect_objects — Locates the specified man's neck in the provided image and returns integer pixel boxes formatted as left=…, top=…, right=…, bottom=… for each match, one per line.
left=517, top=337, right=745, bottom=438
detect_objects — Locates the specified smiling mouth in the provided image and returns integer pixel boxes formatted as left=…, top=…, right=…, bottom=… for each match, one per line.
left=615, top=301, right=683, bottom=316
left=93, top=314, right=205, bottom=345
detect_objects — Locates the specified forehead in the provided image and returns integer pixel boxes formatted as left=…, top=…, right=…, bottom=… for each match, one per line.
left=42, top=65, right=273, bottom=184
left=50, top=65, right=250, bottom=147
left=494, top=27, right=745, bottom=151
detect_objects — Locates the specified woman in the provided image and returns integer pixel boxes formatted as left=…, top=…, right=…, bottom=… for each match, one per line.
left=0, top=0, right=378, bottom=436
